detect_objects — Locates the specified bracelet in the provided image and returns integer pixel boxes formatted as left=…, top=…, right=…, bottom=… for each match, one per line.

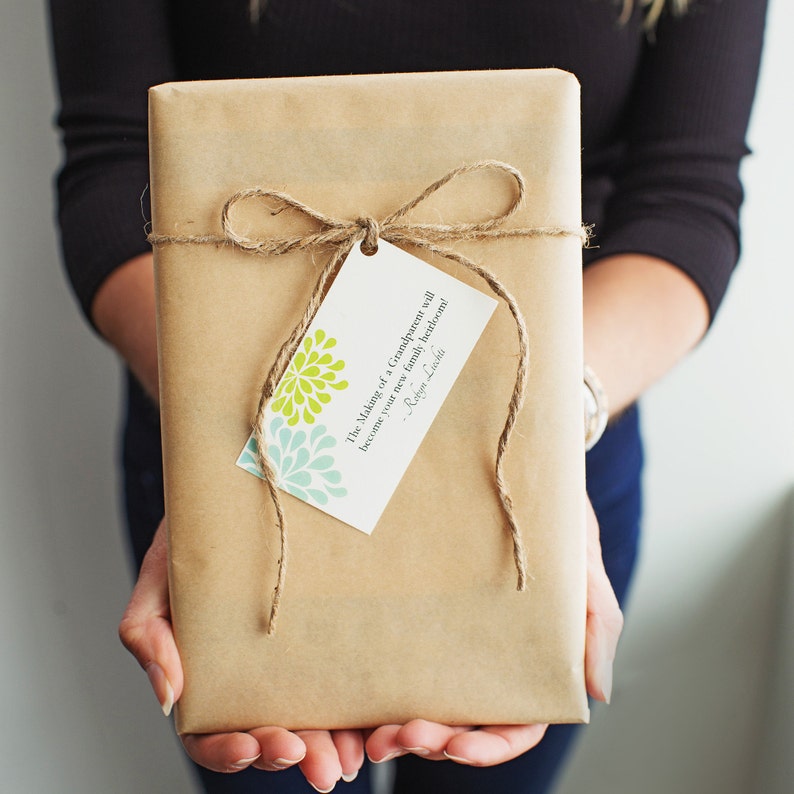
left=583, top=364, right=608, bottom=451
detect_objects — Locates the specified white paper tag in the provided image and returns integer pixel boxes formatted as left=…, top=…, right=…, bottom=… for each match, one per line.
left=236, top=239, right=497, bottom=534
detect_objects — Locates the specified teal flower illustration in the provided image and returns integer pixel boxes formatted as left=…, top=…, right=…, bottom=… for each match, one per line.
left=237, top=417, right=347, bottom=506
left=271, top=329, right=348, bottom=426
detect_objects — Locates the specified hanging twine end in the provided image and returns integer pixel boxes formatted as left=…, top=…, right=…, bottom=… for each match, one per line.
left=266, top=590, right=281, bottom=636
left=515, top=549, right=529, bottom=591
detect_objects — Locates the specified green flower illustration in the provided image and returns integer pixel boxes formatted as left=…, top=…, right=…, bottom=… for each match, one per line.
left=271, top=329, right=348, bottom=426
left=237, top=417, right=347, bottom=506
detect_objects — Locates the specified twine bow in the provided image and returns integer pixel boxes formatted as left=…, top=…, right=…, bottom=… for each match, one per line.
left=149, top=160, right=588, bottom=634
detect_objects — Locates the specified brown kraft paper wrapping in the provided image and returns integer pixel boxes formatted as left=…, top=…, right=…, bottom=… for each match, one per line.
left=148, top=68, right=590, bottom=735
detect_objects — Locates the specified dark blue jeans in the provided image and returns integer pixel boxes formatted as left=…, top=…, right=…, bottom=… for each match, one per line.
left=123, top=374, right=642, bottom=794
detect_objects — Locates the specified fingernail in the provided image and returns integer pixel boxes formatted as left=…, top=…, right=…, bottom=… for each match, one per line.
left=273, top=754, right=306, bottom=769
left=600, top=658, right=614, bottom=704
left=443, top=751, right=472, bottom=764
left=403, top=746, right=431, bottom=756
left=145, top=663, right=174, bottom=717
left=368, top=750, right=402, bottom=764
left=309, top=783, right=336, bottom=793
left=341, top=770, right=359, bottom=782
left=161, top=678, right=175, bottom=716
left=229, top=754, right=261, bottom=770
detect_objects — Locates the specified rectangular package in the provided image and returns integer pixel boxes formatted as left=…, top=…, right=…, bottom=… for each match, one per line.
left=148, top=69, right=589, bottom=734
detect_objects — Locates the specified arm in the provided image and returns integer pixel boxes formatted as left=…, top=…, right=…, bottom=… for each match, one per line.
left=96, top=256, right=363, bottom=785
left=583, top=254, right=708, bottom=417
left=48, top=0, right=173, bottom=326
left=92, top=253, right=159, bottom=401
left=49, top=2, right=362, bottom=787
left=367, top=0, right=768, bottom=766
left=584, top=0, right=768, bottom=415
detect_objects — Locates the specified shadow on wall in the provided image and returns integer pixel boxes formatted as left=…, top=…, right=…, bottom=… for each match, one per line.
left=556, top=489, right=794, bottom=794
left=753, top=490, right=794, bottom=794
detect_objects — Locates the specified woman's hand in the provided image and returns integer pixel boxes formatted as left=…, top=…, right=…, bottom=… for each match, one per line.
left=118, top=520, right=365, bottom=791
left=120, top=497, right=620, bottom=777
left=365, top=495, right=623, bottom=767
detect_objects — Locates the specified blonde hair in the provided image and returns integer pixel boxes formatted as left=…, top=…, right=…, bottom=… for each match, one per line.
left=249, top=0, right=264, bottom=26
left=621, top=0, right=692, bottom=28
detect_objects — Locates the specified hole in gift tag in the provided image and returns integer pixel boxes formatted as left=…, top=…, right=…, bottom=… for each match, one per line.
left=357, top=216, right=380, bottom=255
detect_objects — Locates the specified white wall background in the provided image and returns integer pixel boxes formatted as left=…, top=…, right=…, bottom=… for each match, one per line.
left=558, top=1, right=794, bottom=791
left=0, top=2, right=790, bottom=793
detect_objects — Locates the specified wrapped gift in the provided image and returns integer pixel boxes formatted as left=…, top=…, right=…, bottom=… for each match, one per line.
left=148, top=69, right=589, bottom=735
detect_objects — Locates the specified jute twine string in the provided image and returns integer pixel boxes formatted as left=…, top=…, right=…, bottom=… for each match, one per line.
left=148, top=160, right=588, bottom=634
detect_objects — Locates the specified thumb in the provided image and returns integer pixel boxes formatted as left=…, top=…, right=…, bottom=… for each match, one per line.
left=584, top=498, right=624, bottom=704
left=119, top=519, right=183, bottom=716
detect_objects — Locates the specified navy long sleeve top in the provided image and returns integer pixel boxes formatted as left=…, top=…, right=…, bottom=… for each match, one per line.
left=48, top=0, right=767, bottom=323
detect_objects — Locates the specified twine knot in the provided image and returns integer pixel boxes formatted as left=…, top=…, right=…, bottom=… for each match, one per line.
left=356, top=216, right=380, bottom=255
left=148, top=160, right=589, bottom=634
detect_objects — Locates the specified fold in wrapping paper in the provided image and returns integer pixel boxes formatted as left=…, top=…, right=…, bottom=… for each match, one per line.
left=149, top=68, right=589, bottom=734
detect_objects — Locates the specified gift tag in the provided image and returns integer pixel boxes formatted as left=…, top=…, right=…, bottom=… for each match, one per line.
left=237, top=239, right=497, bottom=534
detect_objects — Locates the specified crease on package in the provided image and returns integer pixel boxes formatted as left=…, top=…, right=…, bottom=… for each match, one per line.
left=148, top=68, right=590, bottom=734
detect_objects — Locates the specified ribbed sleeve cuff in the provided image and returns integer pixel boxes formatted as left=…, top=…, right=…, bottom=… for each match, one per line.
left=57, top=161, right=152, bottom=328
left=587, top=212, right=740, bottom=322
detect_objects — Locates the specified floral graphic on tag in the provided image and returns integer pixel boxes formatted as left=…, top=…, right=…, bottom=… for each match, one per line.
left=270, top=329, right=348, bottom=426
left=237, top=328, right=349, bottom=507
left=237, top=417, right=347, bottom=506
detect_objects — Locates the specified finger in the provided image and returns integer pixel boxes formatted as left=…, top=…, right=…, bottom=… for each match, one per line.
left=395, top=719, right=472, bottom=761
left=585, top=603, right=623, bottom=703
left=248, top=726, right=308, bottom=771
left=584, top=499, right=624, bottom=703
left=443, top=724, right=548, bottom=766
left=297, top=730, right=343, bottom=793
left=118, top=519, right=183, bottom=715
left=331, top=729, right=366, bottom=783
left=182, top=732, right=264, bottom=774
left=365, top=724, right=409, bottom=764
